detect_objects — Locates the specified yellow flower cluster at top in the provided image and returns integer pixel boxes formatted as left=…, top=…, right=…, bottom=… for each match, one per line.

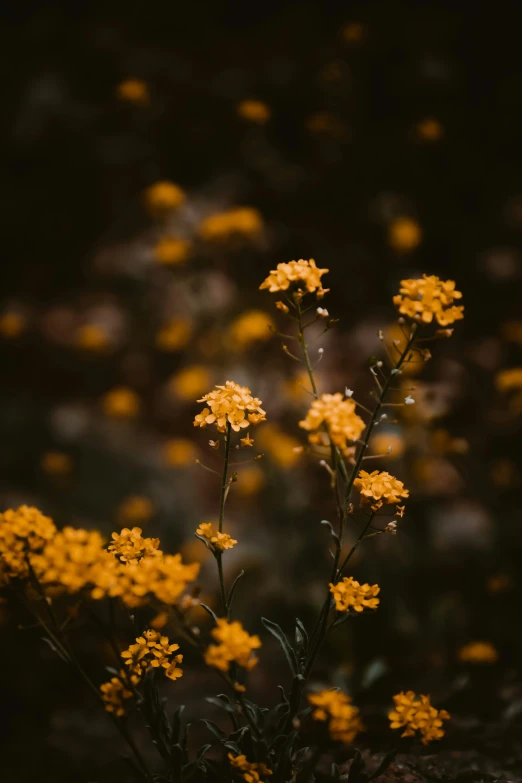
left=228, top=753, right=272, bottom=783
left=354, top=470, right=409, bottom=511
left=198, top=207, right=263, bottom=242
left=389, top=691, right=450, bottom=744
left=393, top=275, right=464, bottom=326
left=121, top=629, right=183, bottom=681
left=260, top=258, right=329, bottom=298
left=299, top=393, right=365, bottom=455
left=330, top=576, right=380, bottom=613
left=194, top=381, right=266, bottom=433
left=108, top=527, right=161, bottom=564
left=0, top=506, right=56, bottom=584
left=308, top=689, right=364, bottom=744
left=196, top=522, right=237, bottom=552
left=458, top=641, right=498, bottom=664
left=204, top=619, right=261, bottom=672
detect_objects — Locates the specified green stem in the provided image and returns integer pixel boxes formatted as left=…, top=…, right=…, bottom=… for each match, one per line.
left=218, top=423, right=232, bottom=533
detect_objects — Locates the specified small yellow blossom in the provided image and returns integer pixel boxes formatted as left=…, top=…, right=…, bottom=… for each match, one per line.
left=458, top=641, right=498, bottom=664
left=330, top=576, right=380, bottom=613
left=354, top=470, right=409, bottom=510
left=171, top=366, right=212, bottom=400
left=116, top=79, right=149, bottom=106
left=196, top=522, right=237, bottom=552
left=121, top=629, right=183, bottom=680
left=240, top=434, right=254, bottom=447
left=156, top=318, right=192, bottom=351
left=100, top=674, right=134, bottom=716
left=144, top=181, right=186, bottom=215
left=198, top=207, right=263, bottom=242
left=228, top=310, right=274, bottom=350
left=41, top=451, right=73, bottom=476
left=308, top=690, right=364, bottom=744
left=74, top=324, right=110, bottom=351
left=229, top=753, right=272, bottom=783
left=204, top=619, right=261, bottom=672
left=389, top=691, right=450, bottom=744
left=102, top=387, right=140, bottom=418
left=150, top=611, right=169, bottom=630
left=299, top=393, right=365, bottom=455
left=496, top=367, right=522, bottom=392
left=416, top=118, right=444, bottom=141
left=153, top=236, right=192, bottom=266
left=194, top=381, right=266, bottom=434
left=0, top=312, right=26, bottom=338
left=117, top=496, right=155, bottom=526
left=33, top=527, right=106, bottom=594
left=163, top=438, right=198, bottom=466
left=108, top=527, right=161, bottom=564
left=236, top=99, right=271, bottom=124
left=0, top=506, right=56, bottom=583
left=235, top=465, right=265, bottom=496
left=369, top=431, right=405, bottom=459
left=393, top=275, right=464, bottom=326
left=260, top=259, right=329, bottom=298
left=275, top=301, right=289, bottom=314
left=388, top=217, right=422, bottom=252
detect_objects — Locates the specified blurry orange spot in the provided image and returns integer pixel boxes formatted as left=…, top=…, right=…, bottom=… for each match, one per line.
left=257, top=424, right=302, bottom=469
left=198, top=208, right=263, bottom=242
left=496, top=367, right=522, bottom=392
left=150, top=611, right=169, bottom=630
left=170, top=366, right=211, bottom=400
left=369, top=431, right=405, bottom=459
left=486, top=573, right=513, bottom=594
left=75, top=324, right=110, bottom=351
left=458, top=641, right=498, bottom=664
left=490, top=459, right=519, bottom=488
left=235, top=465, right=265, bottom=496
left=102, top=387, right=141, bottom=418
left=306, top=112, right=347, bottom=138
left=388, top=217, right=422, bottom=252
left=153, top=237, right=192, bottom=266
left=41, top=451, right=73, bottom=476
left=416, top=118, right=444, bottom=141
left=156, top=319, right=192, bottom=351
left=0, top=312, right=26, bottom=338
left=163, top=438, right=198, bottom=467
left=117, top=495, right=155, bottom=525
left=228, top=310, right=274, bottom=350
left=144, top=181, right=186, bottom=216
left=236, top=99, right=271, bottom=124
left=116, top=79, right=149, bottom=106
left=341, top=23, right=366, bottom=42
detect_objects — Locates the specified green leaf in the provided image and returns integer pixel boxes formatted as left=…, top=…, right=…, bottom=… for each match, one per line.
left=200, top=603, right=219, bottom=624
left=261, top=617, right=298, bottom=675
left=227, top=570, right=245, bottom=611
left=201, top=718, right=226, bottom=741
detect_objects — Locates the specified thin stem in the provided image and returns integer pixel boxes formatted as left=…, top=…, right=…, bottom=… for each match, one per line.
left=218, top=423, right=232, bottom=533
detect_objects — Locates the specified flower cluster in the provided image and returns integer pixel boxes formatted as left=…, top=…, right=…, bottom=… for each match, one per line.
left=196, top=522, right=237, bottom=552
left=308, top=689, right=364, bottom=744
left=329, top=576, right=380, bottom=613
left=0, top=506, right=56, bottom=583
left=153, top=236, right=191, bottom=266
left=108, top=527, right=162, bottom=564
left=299, top=393, right=365, bottom=454
left=354, top=470, right=409, bottom=510
left=204, top=619, right=261, bottom=672
left=229, top=753, right=272, bottom=783
left=393, top=275, right=464, bottom=326
left=260, top=258, right=329, bottom=297
left=194, top=381, right=266, bottom=433
left=458, top=641, right=498, bottom=664
left=389, top=691, right=450, bottom=744
left=100, top=674, right=135, bottom=717
left=198, top=207, right=263, bottom=242
left=121, top=629, right=183, bottom=681
left=33, top=527, right=106, bottom=594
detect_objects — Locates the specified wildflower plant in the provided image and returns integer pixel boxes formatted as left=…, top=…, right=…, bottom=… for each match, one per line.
left=0, top=262, right=461, bottom=781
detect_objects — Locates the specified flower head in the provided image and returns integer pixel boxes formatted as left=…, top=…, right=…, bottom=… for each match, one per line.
left=0, top=506, right=57, bottom=583
left=308, top=689, right=364, bottom=744
left=32, top=527, right=106, bottom=594
left=388, top=217, right=422, bottom=252
left=458, top=641, right=498, bottom=664
left=228, top=753, right=272, bottom=783
left=144, top=181, right=186, bottom=215
left=196, top=522, right=237, bottom=552
left=102, top=387, right=140, bottom=418
left=153, top=236, right=191, bottom=266
left=393, top=275, right=464, bottom=326
left=204, top=619, right=261, bottom=672
left=198, top=207, right=263, bottom=242
left=108, top=527, right=161, bottom=564
left=330, top=576, right=380, bottom=613
left=389, top=691, right=450, bottom=744
left=260, top=259, right=329, bottom=298
left=100, top=674, right=134, bottom=716
left=354, top=470, right=409, bottom=510
left=194, top=381, right=266, bottom=434
left=299, top=393, right=364, bottom=455
left=121, top=629, right=183, bottom=681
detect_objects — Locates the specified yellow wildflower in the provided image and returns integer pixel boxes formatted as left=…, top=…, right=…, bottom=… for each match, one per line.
left=156, top=318, right=192, bottom=351
left=108, top=527, right=161, bottom=564
left=74, top=324, right=110, bottom=351
left=369, top=431, right=405, bottom=459
left=299, top=393, right=364, bottom=455
left=260, top=259, right=329, bottom=298
left=393, top=275, right=464, bottom=326
left=458, top=641, right=498, bottom=664
left=389, top=691, right=450, bottom=744
left=228, top=310, right=274, bottom=350
left=354, top=470, right=409, bottom=510
left=329, top=576, right=380, bottom=613
left=196, top=522, right=237, bottom=552
left=33, top=527, right=106, bottom=594
left=194, top=380, right=266, bottom=433
left=121, top=629, right=183, bottom=680
left=117, top=496, right=155, bottom=525
left=171, top=366, right=212, bottom=400
left=388, top=217, right=422, bottom=252
left=144, top=181, right=186, bottom=215
left=496, top=367, right=522, bottom=392
left=235, top=465, right=265, bottom=496
left=153, top=236, right=191, bottom=266
left=198, top=207, right=263, bottom=242
left=229, top=753, right=272, bottom=783
left=0, top=506, right=56, bottom=583
left=308, top=689, right=364, bottom=744
left=100, top=674, right=134, bottom=716
left=116, top=79, right=149, bottom=106
left=150, top=611, right=169, bottom=630
left=416, top=118, right=444, bottom=141
left=0, top=312, right=26, bottom=338
left=102, top=387, right=140, bottom=418
left=240, top=434, right=254, bottom=447
left=204, top=619, right=261, bottom=672
left=41, top=451, right=73, bottom=476
left=163, top=438, right=198, bottom=466
left=236, top=99, right=271, bottom=124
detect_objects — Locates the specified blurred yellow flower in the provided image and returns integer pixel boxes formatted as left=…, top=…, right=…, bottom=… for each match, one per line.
left=75, top=324, right=110, bottom=351
left=109, top=526, right=160, bottom=563
left=117, top=496, right=155, bottom=525
left=354, top=470, right=409, bottom=510
left=388, top=217, right=422, bottom=252
left=116, top=79, right=149, bottom=106
left=416, top=118, right=444, bottom=141
left=257, top=424, right=302, bottom=469
left=41, top=451, right=73, bottom=476
left=394, top=275, right=464, bottom=326
left=150, top=611, right=169, bottom=630
left=458, top=641, right=498, bottom=664
left=163, top=438, right=198, bottom=466
left=300, top=393, right=364, bottom=455
left=235, top=465, right=265, bottom=496
left=389, top=691, right=450, bottom=744
left=204, top=618, right=261, bottom=672
left=236, top=99, right=271, bottom=124
left=171, top=366, right=212, bottom=400
left=196, top=521, right=237, bottom=552
left=144, top=181, right=186, bottom=215
left=501, top=320, right=522, bottom=346
left=282, top=370, right=314, bottom=403
left=330, top=576, right=380, bottom=613
left=308, top=689, right=364, bottom=743
left=156, top=318, right=192, bottom=351
left=102, top=387, right=141, bottom=418
left=153, top=236, right=192, bottom=266
left=229, top=753, right=272, bottom=783
left=369, top=431, right=405, bottom=459
left=496, top=367, right=522, bottom=392
left=228, top=310, right=274, bottom=350
left=198, top=207, right=263, bottom=242
left=0, top=312, right=26, bottom=338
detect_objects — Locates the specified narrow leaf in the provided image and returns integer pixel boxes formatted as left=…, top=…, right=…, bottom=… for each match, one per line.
left=261, top=617, right=298, bottom=674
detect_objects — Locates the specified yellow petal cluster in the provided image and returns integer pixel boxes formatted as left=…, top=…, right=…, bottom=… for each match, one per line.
left=33, top=527, right=106, bottom=594
left=196, top=522, right=237, bottom=552
left=0, top=506, right=56, bottom=583
left=354, top=469, right=409, bottom=510
left=194, top=380, right=266, bottom=433
left=389, top=691, right=450, bottom=744
left=108, top=527, right=161, bottom=564
left=198, top=207, right=263, bottom=242
left=329, top=576, right=380, bottom=613
left=260, top=258, right=329, bottom=297
left=204, top=619, right=261, bottom=672
left=228, top=753, right=272, bottom=783
left=458, top=641, right=498, bottom=664
left=121, top=629, right=183, bottom=681
left=299, top=393, right=365, bottom=454
left=393, top=275, right=464, bottom=326
left=100, top=673, right=134, bottom=716
left=308, top=689, right=364, bottom=744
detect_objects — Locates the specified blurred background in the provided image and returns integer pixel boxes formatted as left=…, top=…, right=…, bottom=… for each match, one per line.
left=2, top=1, right=522, bottom=781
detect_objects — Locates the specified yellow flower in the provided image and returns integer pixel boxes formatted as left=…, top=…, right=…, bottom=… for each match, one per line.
left=153, top=236, right=192, bottom=266
left=496, top=367, right=522, bottom=392
left=204, top=618, right=261, bottom=672
left=229, top=753, right=272, bottom=783
left=74, top=324, right=110, bottom=351
left=257, top=424, right=302, bottom=469
left=196, top=522, right=237, bottom=552
left=198, top=207, right=263, bottom=242
left=144, top=181, right=186, bottom=215
left=0, top=506, right=56, bottom=583
left=116, top=79, right=149, bottom=106
left=308, top=689, right=364, bottom=744
left=389, top=691, right=450, bottom=744
left=299, top=393, right=365, bottom=455
left=388, top=217, right=422, bottom=252
left=163, top=438, right=198, bottom=466
left=458, top=641, right=498, bottom=664
left=194, top=380, right=266, bottom=433
left=156, top=318, right=192, bottom=351
left=228, top=310, right=274, bottom=350
left=369, top=431, right=405, bottom=459
left=117, top=496, right=155, bottom=525
left=121, top=629, right=183, bottom=680
left=236, top=99, right=271, bottom=124
left=260, top=259, right=329, bottom=298
left=0, top=312, right=26, bottom=338
left=102, top=387, right=140, bottom=418
left=41, top=451, right=73, bottom=476
left=240, top=434, right=254, bottom=447
left=416, top=118, right=444, bottom=141
left=354, top=470, right=409, bottom=510
left=100, top=674, right=134, bottom=716
left=393, top=275, right=464, bottom=326
left=235, top=465, right=265, bottom=496
left=171, top=366, right=212, bottom=400
left=33, top=527, right=106, bottom=594
left=108, top=527, right=161, bottom=564
left=150, top=611, right=169, bottom=630
left=329, top=576, right=380, bottom=613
